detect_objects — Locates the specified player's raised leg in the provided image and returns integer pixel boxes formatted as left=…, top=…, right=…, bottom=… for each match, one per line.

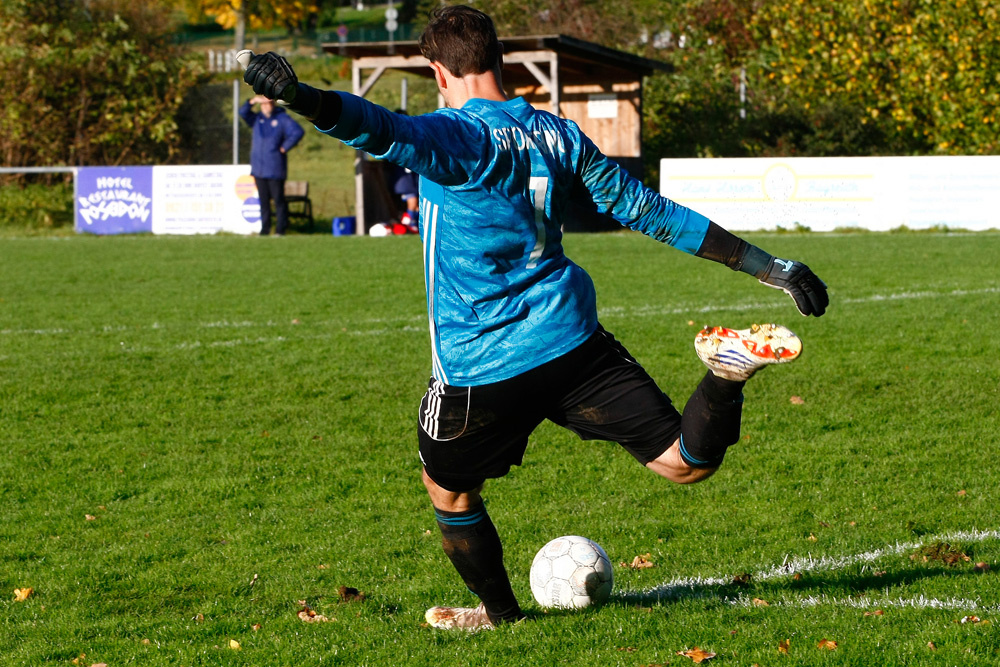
left=648, top=324, right=802, bottom=481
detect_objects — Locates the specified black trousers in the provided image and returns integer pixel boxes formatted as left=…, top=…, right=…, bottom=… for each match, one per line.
left=254, top=177, right=289, bottom=235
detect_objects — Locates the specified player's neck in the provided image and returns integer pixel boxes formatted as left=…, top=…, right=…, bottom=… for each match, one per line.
left=435, top=65, right=508, bottom=108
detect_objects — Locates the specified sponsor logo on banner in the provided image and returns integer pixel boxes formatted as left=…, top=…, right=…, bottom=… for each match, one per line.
left=76, top=167, right=153, bottom=234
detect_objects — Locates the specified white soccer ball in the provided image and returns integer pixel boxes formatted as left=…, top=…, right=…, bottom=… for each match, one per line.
left=529, top=535, right=614, bottom=609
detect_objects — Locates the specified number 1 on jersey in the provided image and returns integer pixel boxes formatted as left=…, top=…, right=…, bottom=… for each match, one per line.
left=527, top=176, right=548, bottom=269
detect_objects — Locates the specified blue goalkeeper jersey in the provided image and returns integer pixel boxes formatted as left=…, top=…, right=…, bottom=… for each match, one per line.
left=322, top=94, right=710, bottom=386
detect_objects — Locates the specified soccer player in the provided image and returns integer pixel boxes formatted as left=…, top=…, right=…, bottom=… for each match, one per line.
left=240, top=5, right=828, bottom=631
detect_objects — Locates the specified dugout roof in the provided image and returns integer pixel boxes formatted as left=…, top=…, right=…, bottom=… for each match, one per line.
left=324, top=34, right=672, bottom=91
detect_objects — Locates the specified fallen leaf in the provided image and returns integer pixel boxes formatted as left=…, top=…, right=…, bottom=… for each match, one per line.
left=793, top=572, right=803, bottom=581
left=292, top=318, right=301, bottom=324
left=817, top=638, right=838, bottom=650
left=927, top=642, right=937, bottom=650
left=228, top=639, right=241, bottom=650
left=864, top=609, right=885, bottom=617
left=957, top=489, right=967, bottom=496
left=752, top=598, right=769, bottom=607
left=317, top=564, right=329, bottom=570
left=617, top=646, right=637, bottom=652
left=91, top=663, right=108, bottom=667
left=194, top=613, right=205, bottom=622
left=141, top=639, right=151, bottom=645
left=298, top=601, right=331, bottom=622
left=778, top=639, right=790, bottom=654
left=731, top=573, right=752, bottom=587
left=252, top=623, right=262, bottom=631
left=13, top=587, right=33, bottom=602
left=807, top=533, right=818, bottom=542
left=790, top=395, right=805, bottom=405
left=622, top=554, right=655, bottom=569
left=959, top=615, right=981, bottom=624
left=338, top=585, right=366, bottom=602
left=676, top=646, right=717, bottom=663
left=85, top=515, right=96, bottom=521
left=298, top=609, right=330, bottom=623
left=974, top=562, right=990, bottom=573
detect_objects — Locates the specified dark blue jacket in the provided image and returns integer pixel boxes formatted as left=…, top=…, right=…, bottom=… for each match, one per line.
left=240, top=101, right=305, bottom=180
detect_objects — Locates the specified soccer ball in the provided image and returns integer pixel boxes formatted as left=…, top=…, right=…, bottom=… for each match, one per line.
left=529, top=535, right=614, bottom=609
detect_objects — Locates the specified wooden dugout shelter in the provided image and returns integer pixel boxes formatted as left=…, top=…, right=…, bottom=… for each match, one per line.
left=322, top=34, right=673, bottom=234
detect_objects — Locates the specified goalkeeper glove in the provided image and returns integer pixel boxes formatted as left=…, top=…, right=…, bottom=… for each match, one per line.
left=696, top=222, right=829, bottom=317
left=755, top=255, right=828, bottom=317
left=239, top=51, right=323, bottom=120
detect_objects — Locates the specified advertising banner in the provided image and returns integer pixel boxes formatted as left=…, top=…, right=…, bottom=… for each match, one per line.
left=75, top=166, right=153, bottom=235
left=74, top=165, right=261, bottom=235
left=660, top=155, right=1000, bottom=232
left=151, top=165, right=260, bottom=235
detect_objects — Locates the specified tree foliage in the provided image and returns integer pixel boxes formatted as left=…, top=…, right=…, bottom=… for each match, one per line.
left=186, top=0, right=321, bottom=37
left=0, top=0, right=205, bottom=170
left=750, top=0, right=1000, bottom=155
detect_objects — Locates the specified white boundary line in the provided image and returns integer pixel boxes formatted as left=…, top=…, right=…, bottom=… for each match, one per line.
left=730, top=593, right=1000, bottom=613
left=621, top=528, right=1000, bottom=611
left=4, top=285, right=999, bottom=340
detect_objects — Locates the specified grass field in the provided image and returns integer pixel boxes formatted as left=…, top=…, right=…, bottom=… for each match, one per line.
left=2, top=230, right=999, bottom=666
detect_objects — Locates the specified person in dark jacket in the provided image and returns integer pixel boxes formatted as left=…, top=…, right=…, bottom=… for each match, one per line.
left=240, top=95, right=305, bottom=235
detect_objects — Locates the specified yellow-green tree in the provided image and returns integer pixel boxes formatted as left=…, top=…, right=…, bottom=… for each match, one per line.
left=179, top=1, right=320, bottom=49
left=750, top=0, right=1000, bottom=154
left=0, top=0, right=204, bottom=169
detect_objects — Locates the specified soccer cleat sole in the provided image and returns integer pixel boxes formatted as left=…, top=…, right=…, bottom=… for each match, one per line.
left=695, top=323, right=802, bottom=381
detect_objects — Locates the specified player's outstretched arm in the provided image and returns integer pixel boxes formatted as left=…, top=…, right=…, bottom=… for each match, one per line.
left=236, top=50, right=342, bottom=129
left=696, top=221, right=829, bottom=317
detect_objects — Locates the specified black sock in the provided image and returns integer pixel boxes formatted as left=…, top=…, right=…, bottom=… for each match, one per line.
left=678, top=371, right=745, bottom=468
left=435, top=502, right=524, bottom=624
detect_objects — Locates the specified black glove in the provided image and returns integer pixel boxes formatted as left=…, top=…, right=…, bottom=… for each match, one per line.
left=244, top=52, right=298, bottom=103
left=695, top=223, right=830, bottom=317
left=758, top=257, right=829, bottom=317
left=242, top=51, right=324, bottom=120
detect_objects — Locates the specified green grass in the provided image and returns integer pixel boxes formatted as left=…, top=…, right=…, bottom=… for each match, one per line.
left=2, top=231, right=999, bottom=666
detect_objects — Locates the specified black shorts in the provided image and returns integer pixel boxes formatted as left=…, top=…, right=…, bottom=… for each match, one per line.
left=417, top=326, right=682, bottom=492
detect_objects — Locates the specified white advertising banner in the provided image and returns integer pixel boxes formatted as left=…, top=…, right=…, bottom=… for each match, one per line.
left=660, top=156, right=1000, bottom=232
left=151, top=165, right=261, bottom=235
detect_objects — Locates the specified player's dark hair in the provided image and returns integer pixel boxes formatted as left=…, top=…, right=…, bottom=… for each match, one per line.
left=419, top=5, right=500, bottom=77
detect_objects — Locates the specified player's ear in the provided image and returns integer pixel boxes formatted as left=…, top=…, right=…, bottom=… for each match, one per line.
left=429, top=61, right=448, bottom=91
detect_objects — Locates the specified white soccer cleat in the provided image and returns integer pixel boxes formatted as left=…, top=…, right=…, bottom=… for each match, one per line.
left=425, top=602, right=494, bottom=631
left=695, top=323, right=802, bottom=381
